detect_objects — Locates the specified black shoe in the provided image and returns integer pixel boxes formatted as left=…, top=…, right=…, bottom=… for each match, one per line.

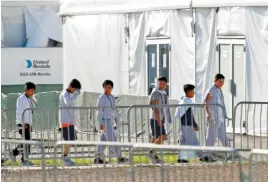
left=118, top=157, right=128, bottom=163
left=94, top=158, right=106, bottom=164
left=200, top=156, right=216, bottom=163
left=178, top=159, right=189, bottom=163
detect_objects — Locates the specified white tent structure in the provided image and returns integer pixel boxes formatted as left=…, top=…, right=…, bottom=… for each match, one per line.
left=59, top=0, right=268, bottom=134
left=1, top=0, right=61, bottom=47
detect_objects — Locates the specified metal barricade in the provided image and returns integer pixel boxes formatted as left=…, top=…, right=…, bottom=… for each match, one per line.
left=130, top=144, right=241, bottom=182
left=233, top=102, right=268, bottom=151
left=19, top=106, right=130, bottom=159
left=52, top=141, right=133, bottom=182
left=126, top=104, right=231, bottom=149
left=247, top=149, right=268, bottom=182
left=1, top=139, right=46, bottom=182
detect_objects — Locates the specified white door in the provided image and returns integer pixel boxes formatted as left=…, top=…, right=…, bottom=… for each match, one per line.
left=217, top=39, right=246, bottom=121
left=146, top=39, right=171, bottom=96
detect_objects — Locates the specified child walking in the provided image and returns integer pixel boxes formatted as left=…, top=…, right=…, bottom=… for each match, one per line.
left=94, top=80, right=128, bottom=164
left=175, top=84, right=203, bottom=163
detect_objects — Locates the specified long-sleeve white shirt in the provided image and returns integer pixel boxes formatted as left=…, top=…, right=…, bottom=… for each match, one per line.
left=16, top=94, right=35, bottom=125
left=58, top=89, right=80, bottom=124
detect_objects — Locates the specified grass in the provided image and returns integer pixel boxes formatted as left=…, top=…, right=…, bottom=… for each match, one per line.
left=2, top=154, right=198, bottom=167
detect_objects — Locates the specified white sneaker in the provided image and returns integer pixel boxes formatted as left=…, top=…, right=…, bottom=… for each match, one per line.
left=63, top=157, right=76, bottom=166
left=22, top=160, right=34, bottom=166
left=148, top=150, right=161, bottom=164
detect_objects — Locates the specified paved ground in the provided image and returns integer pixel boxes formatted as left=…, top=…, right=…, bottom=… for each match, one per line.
left=1, top=162, right=268, bottom=182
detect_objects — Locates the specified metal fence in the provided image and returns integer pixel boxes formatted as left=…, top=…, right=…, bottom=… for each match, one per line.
left=126, top=104, right=231, bottom=147
left=1, top=139, right=46, bottom=182
left=2, top=104, right=232, bottom=160
left=52, top=141, right=133, bottom=182
left=247, top=149, right=268, bottom=182
left=233, top=102, right=268, bottom=151
left=51, top=141, right=243, bottom=182
left=130, top=143, right=241, bottom=182
left=1, top=106, right=130, bottom=160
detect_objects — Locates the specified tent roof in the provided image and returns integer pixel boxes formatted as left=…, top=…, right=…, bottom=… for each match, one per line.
left=2, top=0, right=59, bottom=6
left=59, top=0, right=268, bottom=16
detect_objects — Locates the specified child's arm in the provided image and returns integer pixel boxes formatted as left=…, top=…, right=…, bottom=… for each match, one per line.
left=96, top=96, right=105, bottom=130
left=62, top=89, right=80, bottom=105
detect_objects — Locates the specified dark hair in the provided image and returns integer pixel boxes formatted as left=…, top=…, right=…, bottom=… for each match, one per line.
left=70, top=79, right=81, bottom=89
left=102, top=80, right=114, bottom=88
left=214, top=73, right=225, bottom=81
left=157, top=76, right=167, bottom=82
left=25, top=82, right=36, bottom=90
left=184, top=84, right=195, bottom=94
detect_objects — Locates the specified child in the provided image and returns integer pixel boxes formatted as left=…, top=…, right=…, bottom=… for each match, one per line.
left=175, top=84, right=202, bottom=163
left=59, top=79, right=81, bottom=166
left=10, top=82, right=36, bottom=166
left=149, top=76, right=172, bottom=163
left=94, top=80, right=128, bottom=164
left=203, top=73, right=230, bottom=162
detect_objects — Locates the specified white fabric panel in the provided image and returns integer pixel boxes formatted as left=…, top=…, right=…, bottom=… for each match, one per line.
left=128, top=12, right=146, bottom=95
left=217, top=7, right=245, bottom=36
left=63, top=14, right=127, bottom=94
left=195, top=8, right=217, bottom=103
left=1, top=17, right=4, bottom=47
left=128, top=10, right=194, bottom=99
left=24, top=7, right=62, bottom=47
left=245, top=7, right=268, bottom=102
left=192, top=0, right=268, bottom=7
left=170, top=10, right=195, bottom=100
left=59, top=0, right=191, bottom=16
left=1, top=7, right=27, bottom=47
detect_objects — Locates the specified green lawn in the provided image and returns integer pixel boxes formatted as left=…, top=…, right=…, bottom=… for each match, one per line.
left=3, top=154, right=200, bottom=166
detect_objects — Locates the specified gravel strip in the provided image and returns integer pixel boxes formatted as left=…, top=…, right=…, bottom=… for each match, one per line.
left=2, top=163, right=268, bottom=182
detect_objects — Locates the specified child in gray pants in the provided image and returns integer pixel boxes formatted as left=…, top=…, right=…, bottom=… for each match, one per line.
left=94, top=80, right=128, bottom=164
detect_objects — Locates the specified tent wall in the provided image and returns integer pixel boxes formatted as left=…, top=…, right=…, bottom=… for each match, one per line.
left=1, top=0, right=60, bottom=47
left=128, top=10, right=194, bottom=99
left=62, top=14, right=128, bottom=94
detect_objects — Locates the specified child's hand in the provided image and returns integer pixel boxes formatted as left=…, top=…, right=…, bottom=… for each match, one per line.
left=194, top=127, right=199, bottom=131
left=100, top=124, right=104, bottom=131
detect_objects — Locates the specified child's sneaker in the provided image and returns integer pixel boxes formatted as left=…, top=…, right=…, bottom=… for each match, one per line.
left=178, top=159, right=189, bottom=163
left=22, top=160, right=34, bottom=166
left=94, top=158, right=106, bottom=164
left=200, top=156, right=216, bottom=163
left=63, top=157, right=76, bottom=166
left=117, top=157, right=128, bottom=163
left=148, top=150, right=161, bottom=164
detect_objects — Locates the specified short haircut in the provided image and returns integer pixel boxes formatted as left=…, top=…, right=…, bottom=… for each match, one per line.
left=103, top=80, right=114, bottom=88
left=25, top=82, right=36, bottom=90
left=183, top=84, right=195, bottom=94
left=214, top=73, right=225, bottom=81
left=157, top=76, right=167, bottom=82
left=70, top=79, right=81, bottom=89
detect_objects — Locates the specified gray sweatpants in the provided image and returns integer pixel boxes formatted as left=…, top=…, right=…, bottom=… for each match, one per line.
left=205, top=121, right=230, bottom=147
left=179, top=126, right=202, bottom=158
left=96, top=118, right=121, bottom=159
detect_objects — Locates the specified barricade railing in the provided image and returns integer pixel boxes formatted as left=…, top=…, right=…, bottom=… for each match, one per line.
left=247, top=149, right=268, bottom=182
left=126, top=104, right=231, bottom=149
left=53, top=141, right=133, bottom=182
left=17, top=106, right=130, bottom=159
left=130, top=143, right=240, bottom=182
left=51, top=141, right=242, bottom=182
left=233, top=102, right=268, bottom=151
left=1, top=139, right=46, bottom=182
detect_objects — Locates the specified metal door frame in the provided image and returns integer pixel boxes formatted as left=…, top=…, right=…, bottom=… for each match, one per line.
left=145, top=38, right=171, bottom=96
left=217, top=37, right=246, bottom=119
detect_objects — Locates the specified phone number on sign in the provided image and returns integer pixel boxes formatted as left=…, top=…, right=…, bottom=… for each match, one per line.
left=20, top=72, right=50, bottom=76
